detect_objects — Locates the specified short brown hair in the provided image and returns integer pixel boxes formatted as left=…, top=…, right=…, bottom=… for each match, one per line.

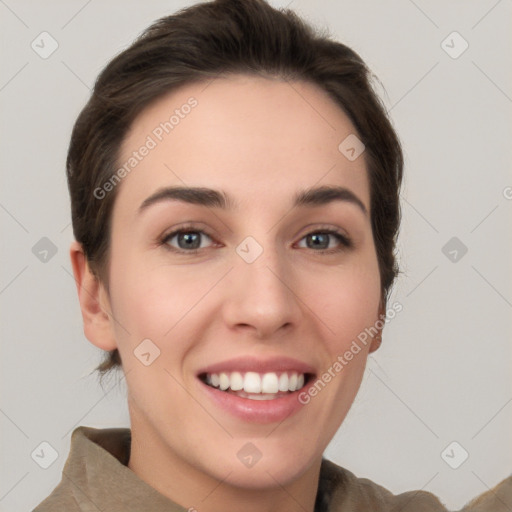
left=67, top=0, right=403, bottom=374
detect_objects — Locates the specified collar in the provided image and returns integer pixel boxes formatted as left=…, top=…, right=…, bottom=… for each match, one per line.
left=61, top=426, right=185, bottom=511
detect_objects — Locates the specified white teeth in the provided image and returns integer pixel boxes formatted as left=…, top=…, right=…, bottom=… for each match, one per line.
left=289, top=373, right=298, bottom=391
left=219, top=372, right=229, bottom=391
left=243, top=372, right=261, bottom=393
left=246, top=393, right=277, bottom=401
left=261, top=373, right=279, bottom=394
left=278, top=373, right=289, bottom=392
left=230, top=371, right=244, bottom=391
left=204, top=371, right=307, bottom=394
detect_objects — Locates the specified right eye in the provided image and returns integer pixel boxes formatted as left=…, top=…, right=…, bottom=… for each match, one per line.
left=161, top=228, right=215, bottom=253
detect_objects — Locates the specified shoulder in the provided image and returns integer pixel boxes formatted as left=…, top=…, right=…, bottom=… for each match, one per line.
left=32, top=425, right=132, bottom=511
left=320, top=459, right=512, bottom=512
left=33, top=484, right=81, bottom=512
left=320, top=458, right=447, bottom=512
left=459, top=474, right=512, bottom=512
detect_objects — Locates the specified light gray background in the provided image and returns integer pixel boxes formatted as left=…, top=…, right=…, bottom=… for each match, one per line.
left=1, top=1, right=511, bottom=511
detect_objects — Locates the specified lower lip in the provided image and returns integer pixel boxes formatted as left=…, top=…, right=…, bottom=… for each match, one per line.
left=198, top=380, right=308, bottom=424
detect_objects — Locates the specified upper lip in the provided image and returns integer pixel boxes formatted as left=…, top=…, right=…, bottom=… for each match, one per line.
left=196, top=356, right=316, bottom=376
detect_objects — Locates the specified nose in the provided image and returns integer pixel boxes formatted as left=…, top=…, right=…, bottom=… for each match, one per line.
left=221, top=240, right=302, bottom=340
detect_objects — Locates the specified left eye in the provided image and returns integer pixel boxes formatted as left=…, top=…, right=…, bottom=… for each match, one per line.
left=296, top=230, right=350, bottom=251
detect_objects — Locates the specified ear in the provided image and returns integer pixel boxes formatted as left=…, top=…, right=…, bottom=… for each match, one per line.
left=368, top=301, right=385, bottom=354
left=69, top=241, right=117, bottom=351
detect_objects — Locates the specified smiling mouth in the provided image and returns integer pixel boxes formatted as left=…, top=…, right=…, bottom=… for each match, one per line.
left=199, top=371, right=313, bottom=400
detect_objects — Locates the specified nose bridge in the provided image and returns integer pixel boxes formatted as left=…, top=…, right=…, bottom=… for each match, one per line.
left=223, top=233, right=301, bottom=337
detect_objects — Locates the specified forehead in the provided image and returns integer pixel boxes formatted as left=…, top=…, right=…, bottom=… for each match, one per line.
left=115, top=74, right=370, bottom=214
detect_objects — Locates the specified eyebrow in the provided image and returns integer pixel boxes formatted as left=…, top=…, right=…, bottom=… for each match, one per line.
left=138, top=185, right=367, bottom=215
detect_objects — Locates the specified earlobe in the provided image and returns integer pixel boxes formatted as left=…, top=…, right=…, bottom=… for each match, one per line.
left=69, top=241, right=117, bottom=351
left=368, top=302, right=385, bottom=354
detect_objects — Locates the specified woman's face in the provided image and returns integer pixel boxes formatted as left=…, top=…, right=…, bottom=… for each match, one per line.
left=98, top=75, right=382, bottom=488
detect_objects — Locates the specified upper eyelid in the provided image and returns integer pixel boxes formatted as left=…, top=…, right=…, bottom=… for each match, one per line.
left=162, top=225, right=214, bottom=242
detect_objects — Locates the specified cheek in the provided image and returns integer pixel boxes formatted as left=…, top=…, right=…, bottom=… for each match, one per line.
left=108, top=252, right=214, bottom=351
left=307, top=259, right=381, bottom=354
left=107, top=265, right=191, bottom=403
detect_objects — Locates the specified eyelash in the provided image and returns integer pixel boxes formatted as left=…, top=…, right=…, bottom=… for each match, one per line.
left=159, top=223, right=353, bottom=255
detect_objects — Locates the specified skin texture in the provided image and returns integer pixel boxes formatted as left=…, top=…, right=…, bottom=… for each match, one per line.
left=70, top=74, right=384, bottom=512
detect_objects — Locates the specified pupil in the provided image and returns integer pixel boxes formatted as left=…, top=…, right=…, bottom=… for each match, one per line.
left=309, top=233, right=327, bottom=249
left=180, top=232, right=200, bottom=249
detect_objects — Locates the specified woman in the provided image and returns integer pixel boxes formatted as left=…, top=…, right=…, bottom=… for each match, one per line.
left=34, top=0, right=511, bottom=510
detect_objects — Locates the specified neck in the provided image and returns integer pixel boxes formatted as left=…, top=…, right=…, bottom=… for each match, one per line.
left=127, top=419, right=322, bottom=512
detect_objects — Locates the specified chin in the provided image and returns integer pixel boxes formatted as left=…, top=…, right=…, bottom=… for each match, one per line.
left=202, top=440, right=320, bottom=490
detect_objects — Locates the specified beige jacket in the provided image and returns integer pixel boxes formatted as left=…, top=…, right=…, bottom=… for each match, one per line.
left=33, top=426, right=512, bottom=511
